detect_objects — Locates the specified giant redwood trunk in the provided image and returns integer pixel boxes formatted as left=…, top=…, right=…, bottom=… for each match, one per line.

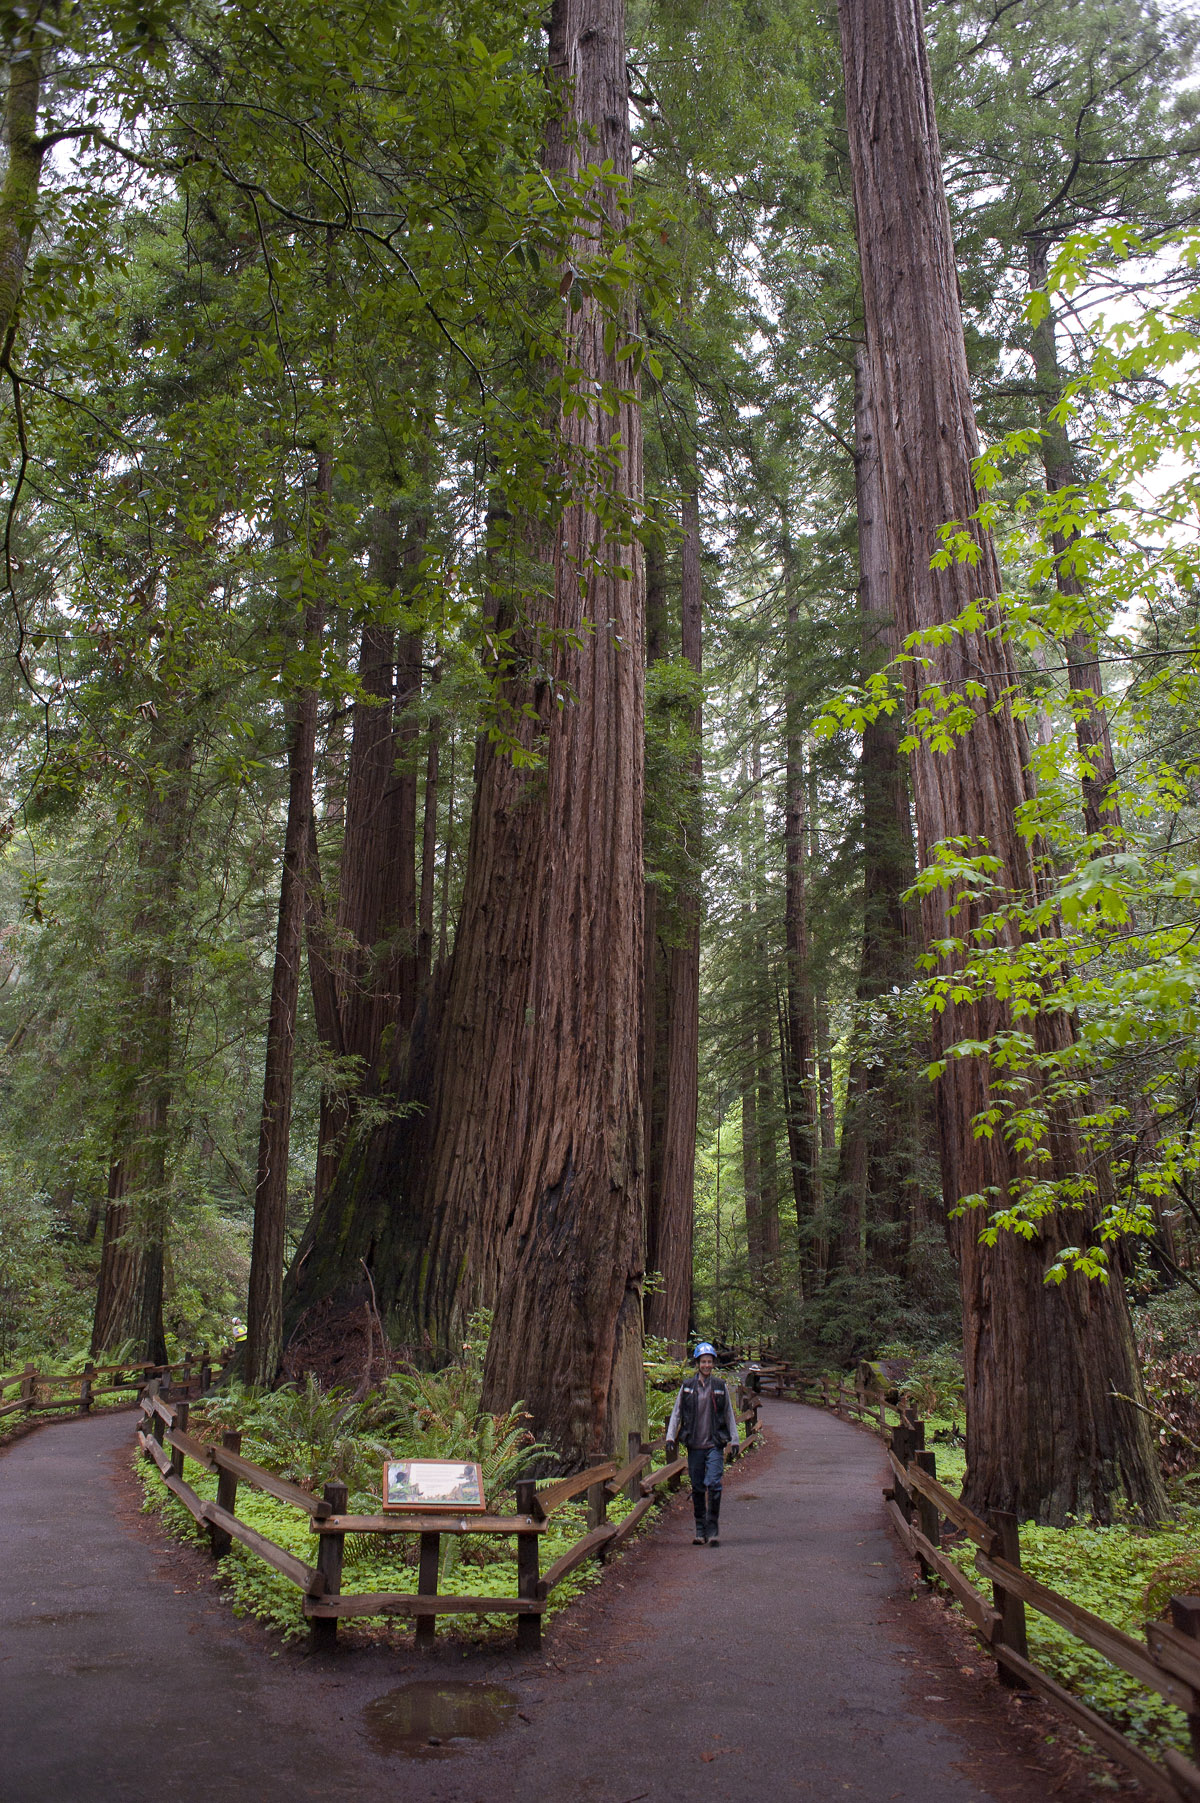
left=839, top=0, right=1166, bottom=1521
left=285, top=0, right=646, bottom=1464
left=93, top=724, right=193, bottom=1364
left=308, top=506, right=422, bottom=1214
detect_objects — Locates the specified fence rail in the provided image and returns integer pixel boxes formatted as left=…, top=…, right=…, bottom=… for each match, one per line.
left=764, top=1361, right=1200, bottom=1802
left=136, top=1380, right=761, bottom=1654
left=1, top=1350, right=229, bottom=1423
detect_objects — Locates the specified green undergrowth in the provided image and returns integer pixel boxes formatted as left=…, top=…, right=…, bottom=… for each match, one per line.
left=139, top=1319, right=703, bottom=1646
left=912, top=1411, right=1200, bottom=1761
left=140, top=1460, right=648, bottom=1643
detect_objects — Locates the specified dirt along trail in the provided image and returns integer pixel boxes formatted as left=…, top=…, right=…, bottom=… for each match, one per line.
left=2, top=1398, right=1101, bottom=1803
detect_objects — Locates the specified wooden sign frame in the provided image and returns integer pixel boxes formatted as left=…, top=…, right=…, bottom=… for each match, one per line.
left=382, top=1458, right=488, bottom=1513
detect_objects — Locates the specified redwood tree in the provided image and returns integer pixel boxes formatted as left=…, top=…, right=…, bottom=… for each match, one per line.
left=286, top=0, right=647, bottom=1464
left=838, top=0, right=1166, bottom=1521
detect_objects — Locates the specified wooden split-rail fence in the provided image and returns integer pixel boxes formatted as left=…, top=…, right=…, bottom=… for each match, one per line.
left=754, top=1356, right=1200, bottom=1803
left=136, top=1379, right=761, bottom=1653
left=0, top=1349, right=229, bottom=1425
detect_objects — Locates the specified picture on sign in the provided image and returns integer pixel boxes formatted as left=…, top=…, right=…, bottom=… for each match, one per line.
left=382, top=1459, right=487, bottom=1513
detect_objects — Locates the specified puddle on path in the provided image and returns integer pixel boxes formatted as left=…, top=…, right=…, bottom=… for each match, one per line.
left=361, top=1679, right=517, bottom=1758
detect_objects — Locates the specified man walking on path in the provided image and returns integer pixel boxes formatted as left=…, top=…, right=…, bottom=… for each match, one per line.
left=666, top=1343, right=739, bottom=1546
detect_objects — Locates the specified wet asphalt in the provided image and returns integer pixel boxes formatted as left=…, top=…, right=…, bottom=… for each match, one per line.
left=1, top=1399, right=1082, bottom=1802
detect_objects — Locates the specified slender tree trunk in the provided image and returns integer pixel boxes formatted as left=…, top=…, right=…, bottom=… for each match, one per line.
left=244, top=475, right=330, bottom=1388
left=1026, top=235, right=1121, bottom=843
left=418, top=667, right=440, bottom=983
left=756, top=1019, right=781, bottom=1264
left=782, top=579, right=823, bottom=1278
left=741, top=1035, right=763, bottom=1273
left=839, top=0, right=1166, bottom=1521
left=93, top=723, right=194, bottom=1363
left=645, top=482, right=701, bottom=1352
left=836, top=345, right=923, bottom=1275
left=643, top=531, right=669, bottom=1314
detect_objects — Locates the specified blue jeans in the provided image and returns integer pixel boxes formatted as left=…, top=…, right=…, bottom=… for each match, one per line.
left=687, top=1445, right=724, bottom=1515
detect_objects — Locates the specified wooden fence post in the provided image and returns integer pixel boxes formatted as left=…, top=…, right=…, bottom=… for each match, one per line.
left=988, top=1509, right=1029, bottom=1686
left=415, top=1532, right=442, bottom=1649
left=209, top=1430, right=241, bottom=1557
left=889, top=1419, right=923, bottom=1530
left=20, top=1362, right=35, bottom=1415
left=170, top=1401, right=189, bottom=1480
left=625, top=1432, right=643, bottom=1504
left=151, top=1384, right=166, bottom=1449
left=80, top=1361, right=95, bottom=1414
left=311, top=1479, right=347, bottom=1652
left=913, top=1449, right=940, bottom=1580
left=181, top=1355, right=194, bottom=1397
left=199, top=1348, right=212, bottom=1394
left=515, top=1476, right=542, bottom=1653
left=1169, top=1596, right=1200, bottom=1762
left=587, top=1456, right=609, bottom=1532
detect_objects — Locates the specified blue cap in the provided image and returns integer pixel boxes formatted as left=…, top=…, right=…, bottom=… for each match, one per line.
left=692, top=1342, right=717, bottom=1360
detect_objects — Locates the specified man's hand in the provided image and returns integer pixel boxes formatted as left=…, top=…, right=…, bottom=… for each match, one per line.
left=666, top=1440, right=677, bottom=1461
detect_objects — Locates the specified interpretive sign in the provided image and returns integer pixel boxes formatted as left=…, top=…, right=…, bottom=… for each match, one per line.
left=382, top=1459, right=487, bottom=1513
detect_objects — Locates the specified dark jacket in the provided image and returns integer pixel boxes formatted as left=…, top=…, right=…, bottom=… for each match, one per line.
left=666, top=1374, right=739, bottom=1449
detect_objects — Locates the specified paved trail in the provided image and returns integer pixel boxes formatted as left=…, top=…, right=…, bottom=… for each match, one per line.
left=1, top=1401, right=1085, bottom=1803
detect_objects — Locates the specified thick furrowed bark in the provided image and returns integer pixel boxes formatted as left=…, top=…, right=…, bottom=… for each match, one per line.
left=838, top=0, right=1166, bottom=1522
left=286, top=0, right=646, bottom=1464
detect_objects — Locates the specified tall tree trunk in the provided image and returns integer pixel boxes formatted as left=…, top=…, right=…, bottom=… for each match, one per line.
left=642, top=531, right=669, bottom=1321
left=244, top=475, right=330, bottom=1388
left=839, top=0, right=1165, bottom=1521
left=755, top=1018, right=781, bottom=1265
left=741, top=1034, right=763, bottom=1274
left=0, top=12, right=47, bottom=353
left=285, top=0, right=646, bottom=1465
left=92, top=723, right=193, bottom=1363
left=418, top=667, right=440, bottom=983
left=836, top=344, right=923, bottom=1275
left=645, top=482, right=702, bottom=1352
left=1026, top=235, right=1120, bottom=843
left=782, top=580, right=823, bottom=1279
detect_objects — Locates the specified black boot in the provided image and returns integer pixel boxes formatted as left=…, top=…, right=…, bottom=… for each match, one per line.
left=707, top=1489, right=722, bottom=1547
left=692, top=1492, right=707, bottom=1545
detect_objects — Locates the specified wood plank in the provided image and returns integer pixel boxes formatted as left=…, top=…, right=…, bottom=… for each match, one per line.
left=532, top=1462, right=619, bottom=1519
left=992, top=1644, right=1177, bottom=1801
left=0, top=1398, right=24, bottom=1418
left=165, top=1426, right=217, bottom=1470
left=209, top=1444, right=333, bottom=1519
left=604, top=1493, right=655, bottom=1553
left=147, top=1393, right=177, bottom=1427
left=138, top=1428, right=172, bottom=1477
left=1147, top=1622, right=1200, bottom=1697
left=200, top=1500, right=325, bottom=1596
left=640, top=1456, right=687, bottom=1494
left=537, top=1524, right=618, bottom=1597
left=976, top=1553, right=1196, bottom=1712
left=603, top=1453, right=653, bottom=1499
left=305, top=1590, right=546, bottom=1619
left=162, top=1466, right=208, bottom=1526
left=311, top=1513, right=545, bottom=1536
left=904, top=1460, right=994, bottom=1551
left=1164, top=1747, right=1200, bottom=1803
left=884, top=1495, right=915, bottom=1555
left=909, top=1526, right=1000, bottom=1640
